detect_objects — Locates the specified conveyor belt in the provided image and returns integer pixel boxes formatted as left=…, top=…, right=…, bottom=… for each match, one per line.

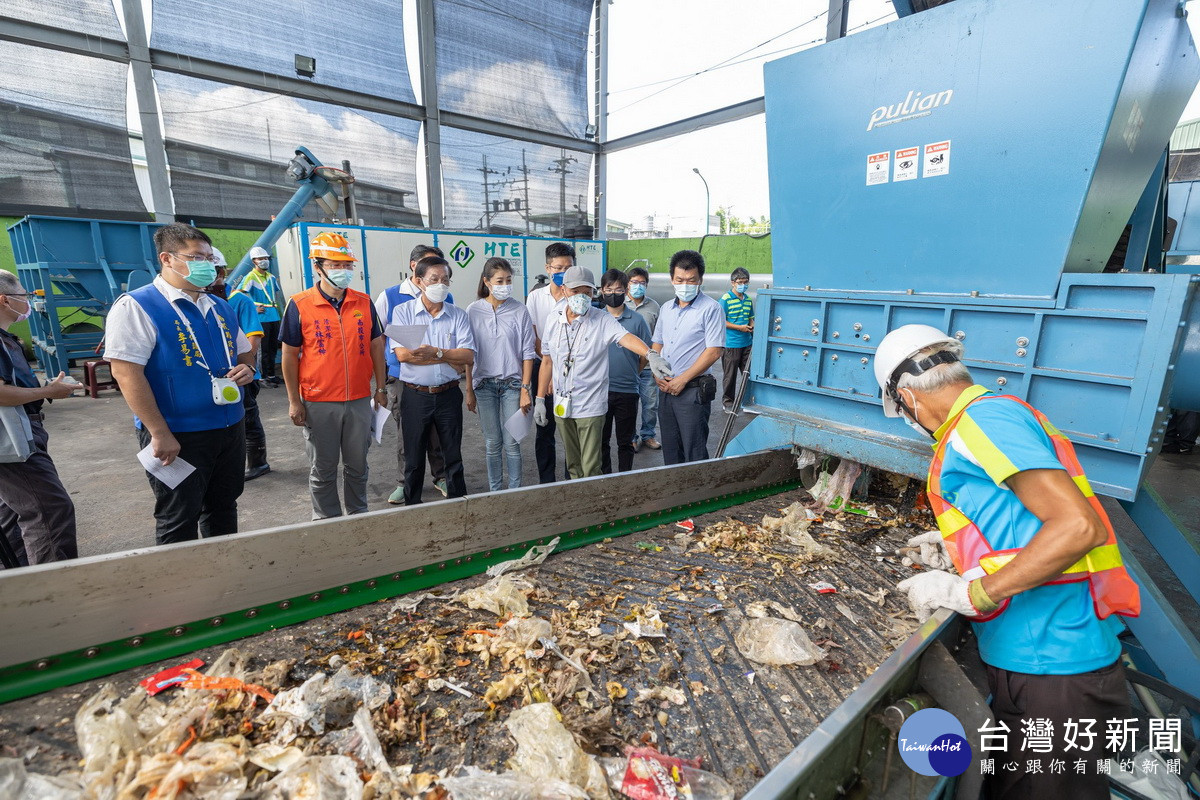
left=0, top=482, right=926, bottom=795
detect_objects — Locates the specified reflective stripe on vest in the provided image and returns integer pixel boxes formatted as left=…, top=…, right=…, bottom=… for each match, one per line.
left=292, top=287, right=376, bottom=402
left=927, top=393, right=1140, bottom=621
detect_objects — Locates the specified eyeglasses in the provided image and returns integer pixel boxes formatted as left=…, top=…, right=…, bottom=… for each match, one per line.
left=628, top=279, right=648, bottom=286
left=422, top=276, right=451, bottom=285
left=172, top=252, right=216, bottom=263
left=2, top=293, right=29, bottom=298
left=601, top=290, right=625, bottom=296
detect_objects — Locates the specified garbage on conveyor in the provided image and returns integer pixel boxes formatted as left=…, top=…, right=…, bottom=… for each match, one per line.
left=734, top=617, right=826, bottom=667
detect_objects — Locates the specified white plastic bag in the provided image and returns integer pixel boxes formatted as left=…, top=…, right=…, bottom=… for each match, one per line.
left=734, top=617, right=825, bottom=666
left=506, top=703, right=611, bottom=799
left=440, top=766, right=589, bottom=800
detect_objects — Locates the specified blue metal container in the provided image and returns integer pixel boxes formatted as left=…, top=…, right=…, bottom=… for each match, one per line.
left=7, top=216, right=162, bottom=375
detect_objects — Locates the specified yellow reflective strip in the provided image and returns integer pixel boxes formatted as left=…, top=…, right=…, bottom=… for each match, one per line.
left=1085, top=543, right=1124, bottom=572
left=979, top=553, right=1015, bottom=573
left=954, top=413, right=1020, bottom=486
left=1072, top=474, right=1095, bottom=498
left=935, top=506, right=973, bottom=536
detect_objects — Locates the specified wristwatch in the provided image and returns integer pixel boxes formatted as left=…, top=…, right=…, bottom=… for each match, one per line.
left=436, top=348, right=444, bottom=360
left=521, top=383, right=532, bottom=392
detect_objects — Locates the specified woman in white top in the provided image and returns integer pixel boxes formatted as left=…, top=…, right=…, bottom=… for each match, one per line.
left=465, top=258, right=536, bottom=490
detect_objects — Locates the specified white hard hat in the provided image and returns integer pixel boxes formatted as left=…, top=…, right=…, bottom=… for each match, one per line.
left=873, top=324, right=962, bottom=417
left=249, top=246, right=271, bottom=260
left=211, top=246, right=227, bottom=268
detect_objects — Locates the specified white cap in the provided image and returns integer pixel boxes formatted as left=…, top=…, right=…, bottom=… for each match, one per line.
left=249, top=246, right=270, bottom=260
left=872, top=324, right=962, bottom=417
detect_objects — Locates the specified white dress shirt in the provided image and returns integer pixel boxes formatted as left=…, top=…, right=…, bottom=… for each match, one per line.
left=105, top=276, right=251, bottom=366
left=389, top=297, right=476, bottom=386
left=466, top=298, right=536, bottom=385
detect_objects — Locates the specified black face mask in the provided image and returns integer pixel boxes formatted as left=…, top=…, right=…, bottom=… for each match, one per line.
left=602, top=293, right=625, bottom=308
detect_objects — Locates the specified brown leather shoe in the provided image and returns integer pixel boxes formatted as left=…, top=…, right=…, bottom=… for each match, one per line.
left=643, top=437, right=661, bottom=450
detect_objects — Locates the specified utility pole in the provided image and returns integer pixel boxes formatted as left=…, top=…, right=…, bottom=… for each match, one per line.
left=549, top=150, right=578, bottom=237
left=826, top=0, right=848, bottom=41
left=479, top=154, right=500, bottom=232
left=520, top=149, right=532, bottom=235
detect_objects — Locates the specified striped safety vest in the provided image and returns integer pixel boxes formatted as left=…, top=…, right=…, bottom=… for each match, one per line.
left=927, top=394, right=1140, bottom=622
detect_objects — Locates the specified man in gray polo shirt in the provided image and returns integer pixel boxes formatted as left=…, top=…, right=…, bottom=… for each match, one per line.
left=653, top=249, right=725, bottom=465
left=535, top=266, right=671, bottom=479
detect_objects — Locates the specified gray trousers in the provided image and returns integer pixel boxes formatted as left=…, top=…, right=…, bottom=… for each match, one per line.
left=0, top=419, right=76, bottom=566
left=302, top=398, right=372, bottom=519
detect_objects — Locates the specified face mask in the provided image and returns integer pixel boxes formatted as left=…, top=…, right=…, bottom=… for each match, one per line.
left=490, top=284, right=512, bottom=301
left=253, top=261, right=270, bottom=272
left=567, top=294, right=592, bottom=316
left=674, top=283, right=699, bottom=303
left=12, top=298, right=30, bottom=323
left=171, top=256, right=217, bottom=289
left=628, top=283, right=646, bottom=299
left=900, top=390, right=934, bottom=439
left=602, top=293, right=624, bottom=308
left=734, top=283, right=748, bottom=293
left=323, top=268, right=354, bottom=289
left=551, top=272, right=565, bottom=287
left=424, top=283, right=450, bottom=304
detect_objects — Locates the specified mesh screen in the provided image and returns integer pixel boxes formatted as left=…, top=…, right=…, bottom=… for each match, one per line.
left=1169, top=150, right=1200, bottom=183
left=439, top=126, right=592, bottom=236
left=6, top=0, right=125, bottom=40
left=435, top=0, right=592, bottom=136
left=154, top=71, right=421, bottom=227
left=0, top=40, right=146, bottom=217
left=150, top=0, right=415, bottom=103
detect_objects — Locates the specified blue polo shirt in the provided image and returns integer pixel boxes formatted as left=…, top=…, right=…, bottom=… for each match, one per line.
left=933, top=385, right=1123, bottom=675
left=605, top=306, right=651, bottom=394
left=227, top=291, right=264, bottom=379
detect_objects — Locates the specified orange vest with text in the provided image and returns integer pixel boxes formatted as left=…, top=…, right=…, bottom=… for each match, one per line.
left=927, top=394, right=1140, bottom=622
left=291, top=287, right=376, bottom=402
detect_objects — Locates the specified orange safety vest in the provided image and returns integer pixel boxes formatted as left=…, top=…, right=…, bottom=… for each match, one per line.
left=291, top=287, right=377, bottom=402
left=927, top=394, right=1140, bottom=622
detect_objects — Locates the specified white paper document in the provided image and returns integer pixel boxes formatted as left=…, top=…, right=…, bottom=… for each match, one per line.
left=137, top=445, right=196, bottom=489
left=371, top=402, right=391, bottom=444
left=504, top=407, right=534, bottom=442
left=385, top=324, right=429, bottom=351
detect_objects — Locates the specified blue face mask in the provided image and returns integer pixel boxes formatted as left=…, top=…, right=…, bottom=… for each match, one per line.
left=628, top=283, right=646, bottom=299
left=323, top=268, right=354, bottom=289
left=171, top=254, right=217, bottom=289
left=674, top=283, right=700, bottom=303
left=551, top=272, right=565, bottom=287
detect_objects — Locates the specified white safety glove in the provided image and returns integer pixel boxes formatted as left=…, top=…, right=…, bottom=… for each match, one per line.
left=534, top=396, right=548, bottom=427
left=907, top=531, right=954, bottom=571
left=897, top=570, right=985, bottom=623
left=647, top=351, right=674, bottom=382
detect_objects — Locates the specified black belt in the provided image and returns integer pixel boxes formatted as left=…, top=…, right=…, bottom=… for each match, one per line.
left=683, top=376, right=708, bottom=389
left=26, top=412, right=44, bottom=422
left=404, top=381, right=458, bottom=394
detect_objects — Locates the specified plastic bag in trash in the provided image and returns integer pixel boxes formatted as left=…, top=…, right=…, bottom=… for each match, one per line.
left=487, top=537, right=561, bottom=577
left=440, top=765, right=589, bottom=800
left=0, top=758, right=84, bottom=800
left=598, top=749, right=735, bottom=800
left=759, top=502, right=833, bottom=558
left=257, top=754, right=363, bottom=799
left=318, top=707, right=393, bottom=776
left=460, top=574, right=534, bottom=617
left=734, top=617, right=825, bottom=666
left=1108, top=749, right=1191, bottom=800
left=505, top=703, right=611, bottom=799
left=807, top=460, right=863, bottom=511
left=121, top=741, right=247, bottom=800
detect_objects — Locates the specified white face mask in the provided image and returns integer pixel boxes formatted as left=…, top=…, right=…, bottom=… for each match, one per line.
left=323, top=268, right=354, bottom=289
left=424, top=283, right=450, bottom=304
left=900, top=389, right=933, bottom=439
left=490, top=284, right=513, bottom=301
left=674, top=284, right=700, bottom=302
left=11, top=297, right=30, bottom=323
left=567, top=293, right=592, bottom=316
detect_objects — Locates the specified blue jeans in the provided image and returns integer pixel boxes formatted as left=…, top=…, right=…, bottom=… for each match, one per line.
left=475, top=378, right=523, bottom=491
left=636, top=367, right=659, bottom=441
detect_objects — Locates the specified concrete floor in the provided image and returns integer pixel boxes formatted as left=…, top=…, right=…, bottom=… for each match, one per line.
left=44, top=365, right=751, bottom=559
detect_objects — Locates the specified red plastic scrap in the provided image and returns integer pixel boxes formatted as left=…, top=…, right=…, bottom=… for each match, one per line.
left=675, top=519, right=695, bottom=533
left=140, top=658, right=205, bottom=696
left=620, top=747, right=702, bottom=800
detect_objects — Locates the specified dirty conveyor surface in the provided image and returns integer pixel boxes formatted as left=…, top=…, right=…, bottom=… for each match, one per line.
left=0, top=484, right=931, bottom=797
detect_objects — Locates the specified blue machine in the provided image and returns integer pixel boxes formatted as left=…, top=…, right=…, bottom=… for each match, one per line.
left=727, top=0, right=1200, bottom=695
left=8, top=217, right=162, bottom=376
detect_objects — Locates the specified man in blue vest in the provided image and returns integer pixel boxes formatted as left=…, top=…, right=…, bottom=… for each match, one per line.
left=374, top=243, right=454, bottom=504
left=106, top=223, right=257, bottom=545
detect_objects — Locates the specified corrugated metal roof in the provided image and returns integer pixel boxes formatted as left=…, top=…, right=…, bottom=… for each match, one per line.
left=1172, top=118, right=1200, bottom=151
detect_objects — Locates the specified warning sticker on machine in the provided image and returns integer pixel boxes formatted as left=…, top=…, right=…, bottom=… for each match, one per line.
left=893, top=147, right=919, bottom=182
left=923, top=140, right=951, bottom=177
left=866, top=151, right=890, bottom=186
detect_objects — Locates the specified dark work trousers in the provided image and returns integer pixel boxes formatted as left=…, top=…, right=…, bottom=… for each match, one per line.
left=386, top=378, right=446, bottom=483
left=0, top=418, right=77, bottom=566
left=400, top=384, right=466, bottom=505
left=259, top=319, right=281, bottom=379
left=659, top=386, right=711, bottom=465
left=136, top=420, right=246, bottom=545
left=601, top=391, right=639, bottom=474
left=721, top=346, right=750, bottom=405
left=532, top=358, right=561, bottom=483
left=243, top=380, right=266, bottom=455
left=985, top=659, right=1129, bottom=800
left=1164, top=409, right=1198, bottom=451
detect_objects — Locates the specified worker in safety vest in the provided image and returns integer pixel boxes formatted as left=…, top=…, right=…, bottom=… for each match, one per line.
left=280, top=232, right=387, bottom=519
left=874, top=324, right=1140, bottom=800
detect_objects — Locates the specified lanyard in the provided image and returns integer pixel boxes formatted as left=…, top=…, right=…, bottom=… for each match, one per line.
left=170, top=299, right=233, bottom=376
left=248, top=272, right=276, bottom=304
left=558, top=316, right=583, bottom=395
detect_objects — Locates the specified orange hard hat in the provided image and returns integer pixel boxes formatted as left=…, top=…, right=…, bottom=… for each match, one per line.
left=309, top=231, right=357, bottom=262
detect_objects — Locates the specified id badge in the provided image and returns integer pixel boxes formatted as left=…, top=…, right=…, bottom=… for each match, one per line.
left=554, top=393, right=572, bottom=418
